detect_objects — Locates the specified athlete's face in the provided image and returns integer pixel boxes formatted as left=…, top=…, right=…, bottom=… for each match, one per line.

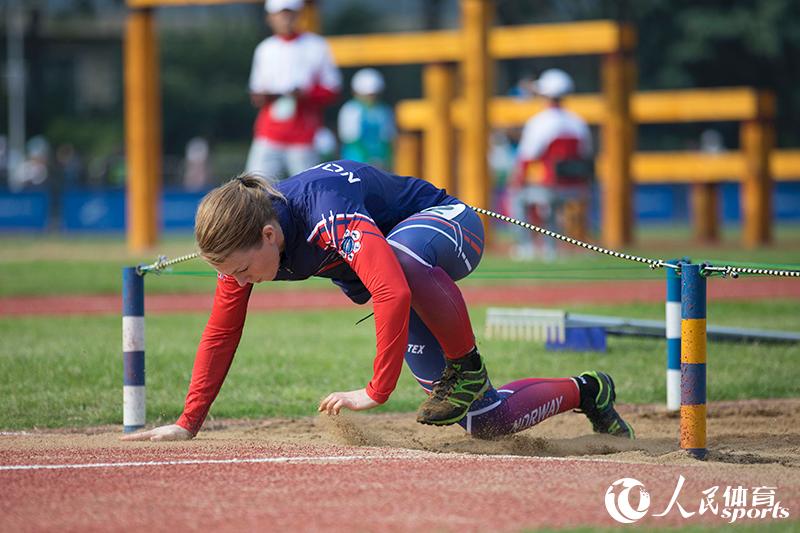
left=215, top=222, right=284, bottom=286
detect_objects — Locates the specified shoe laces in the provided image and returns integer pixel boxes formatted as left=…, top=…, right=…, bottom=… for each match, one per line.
left=431, top=365, right=460, bottom=400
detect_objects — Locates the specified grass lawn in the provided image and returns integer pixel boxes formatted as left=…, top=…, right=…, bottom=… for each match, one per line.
left=1, top=224, right=797, bottom=430
left=1, top=300, right=798, bottom=430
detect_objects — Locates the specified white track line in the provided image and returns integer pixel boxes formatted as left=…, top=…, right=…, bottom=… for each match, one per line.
left=0, top=455, right=401, bottom=471
left=0, top=451, right=666, bottom=472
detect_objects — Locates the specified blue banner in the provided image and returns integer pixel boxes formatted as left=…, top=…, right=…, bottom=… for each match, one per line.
left=62, top=188, right=126, bottom=231
left=0, top=192, right=49, bottom=230
left=163, top=190, right=207, bottom=230
left=0, top=184, right=796, bottom=231
left=721, top=182, right=800, bottom=222
left=636, top=184, right=690, bottom=222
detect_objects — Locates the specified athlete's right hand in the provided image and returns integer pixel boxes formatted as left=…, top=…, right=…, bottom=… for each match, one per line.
left=119, top=424, right=192, bottom=442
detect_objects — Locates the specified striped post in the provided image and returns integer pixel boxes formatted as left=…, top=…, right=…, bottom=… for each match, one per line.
left=665, top=261, right=682, bottom=411
left=122, top=267, right=146, bottom=432
left=680, top=263, right=707, bottom=459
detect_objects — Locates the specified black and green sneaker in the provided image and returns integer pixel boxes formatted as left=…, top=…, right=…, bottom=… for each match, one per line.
left=417, top=351, right=489, bottom=426
left=576, top=371, right=635, bottom=439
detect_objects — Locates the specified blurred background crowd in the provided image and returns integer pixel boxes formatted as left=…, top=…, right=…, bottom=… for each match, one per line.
left=1, top=0, right=799, bottom=235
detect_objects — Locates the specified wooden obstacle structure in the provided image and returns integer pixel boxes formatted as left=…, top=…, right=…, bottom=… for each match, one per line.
left=397, top=86, right=794, bottom=246
left=326, top=19, right=636, bottom=249
left=123, top=0, right=635, bottom=251
left=122, top=0, right=795, bottom=252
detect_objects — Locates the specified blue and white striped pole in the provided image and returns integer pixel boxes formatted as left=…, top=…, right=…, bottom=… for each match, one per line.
left=122, top=267, right=146, bottom=432
left=666, top=260, right=682, bottom=411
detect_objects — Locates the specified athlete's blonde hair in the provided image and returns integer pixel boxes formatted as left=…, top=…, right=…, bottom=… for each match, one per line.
left=195, top=173, right=285, bottom=265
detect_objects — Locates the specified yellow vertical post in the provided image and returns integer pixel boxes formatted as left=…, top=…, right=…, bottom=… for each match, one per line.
left=740, top=91, right=774, bottom=247
left=691, top=183, right=719, bottom=243
left=623, top=50, right=637, bottom=237
left=124, top=8, right=161, bottom=252
left=600, top=26, right=634, bottom=248
left=459, top=0, right=492, bottom=214
left=299, top=0, right=321, bottom=34
left=394, top=132, right=422, bottom=178
left=423, top=63, right=455, bottom=191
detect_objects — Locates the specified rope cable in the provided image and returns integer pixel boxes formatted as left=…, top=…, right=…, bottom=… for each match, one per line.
left=470, top=205, right=670, bottom=270
left=131, top=207, right=800, bottom=280
left=470, top=206, right=800, bottom=278
left=137, top=252, right=199, bottom=275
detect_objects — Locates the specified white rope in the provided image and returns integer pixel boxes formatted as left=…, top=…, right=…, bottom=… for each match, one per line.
left=471, top=206, right=800, bottom=278
left=469, top=205, right=669, bottom=270
left=132, top=208, right=800, bottom=280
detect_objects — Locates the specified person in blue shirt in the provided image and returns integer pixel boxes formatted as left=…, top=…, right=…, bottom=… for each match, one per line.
left=122, top=160, right=634, bottom=442
left=338, top=69, right=396, bottom=170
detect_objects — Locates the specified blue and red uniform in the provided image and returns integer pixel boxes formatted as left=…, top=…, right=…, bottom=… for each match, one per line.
left=177, top=160, right=580, bottom=437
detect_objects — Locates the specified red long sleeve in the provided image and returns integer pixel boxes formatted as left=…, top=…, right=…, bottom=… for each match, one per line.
left=313, top=214, right=411, bottom=404
left=176, top=275, right=252, bottom=435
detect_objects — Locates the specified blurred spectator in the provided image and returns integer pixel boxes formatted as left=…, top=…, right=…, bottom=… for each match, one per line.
left=313, top=126, right=338, bottom=162
left=700, top=129, right=725, bottom=154
left=337, top=68, right=396, bottom=169
left=10, top=135, right=50, bottom=192
left=509, top=69, right=593, bottom=261
left=0, top=136, right=8, bottom=189
left=87, top=148, right=126, bottom=188
left=52, top=143, right=83, bottom=226
left=107, top=147, right=127, bottom=188
left=246, top=0, right=341, bottom=181
left=182, top=137, right=211, bottom=191
left=508, top=72, right=537, bottom=99
left=491, top=79, right=528, bottom=219
left=489, top=130, right=517, bottom=186
left=55, top=143, right=83, bottom=188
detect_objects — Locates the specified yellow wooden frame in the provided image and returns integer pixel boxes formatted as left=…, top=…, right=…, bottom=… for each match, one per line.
left=123, top=0, right=636, bottom=250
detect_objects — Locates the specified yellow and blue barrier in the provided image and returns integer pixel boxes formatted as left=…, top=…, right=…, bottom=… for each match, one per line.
left=680, top=263, right=707, bottom=459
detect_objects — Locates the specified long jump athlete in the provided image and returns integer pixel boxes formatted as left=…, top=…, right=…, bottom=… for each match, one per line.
left=123, top=160, right=634, bottom=441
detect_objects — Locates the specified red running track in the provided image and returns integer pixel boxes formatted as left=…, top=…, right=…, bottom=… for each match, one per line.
left=2, top=442, right=797, bottom=532
left=1, top=277, right=798, bottom=316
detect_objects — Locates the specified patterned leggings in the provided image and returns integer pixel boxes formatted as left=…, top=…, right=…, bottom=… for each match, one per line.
left=386, top=202, right=580, bottom=438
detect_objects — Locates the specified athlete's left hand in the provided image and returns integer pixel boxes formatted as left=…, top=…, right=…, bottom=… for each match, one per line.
left=318, top=388, right=379, bottom=415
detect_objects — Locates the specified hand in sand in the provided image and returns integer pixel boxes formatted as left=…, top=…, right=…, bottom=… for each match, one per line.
left=120, top=424, right=192, bottom=442
left=318, top=388, right=379, bottom=416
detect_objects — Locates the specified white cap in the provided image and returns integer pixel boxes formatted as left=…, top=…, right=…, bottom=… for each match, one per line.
left=533, top=68, right=575, bottom=98
left=351, top=68, right=385, bottom=95
left=265, top=0, right=303, bottom=14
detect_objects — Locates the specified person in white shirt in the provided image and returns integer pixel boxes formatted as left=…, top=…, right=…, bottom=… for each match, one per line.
left=509, top=69, right=593, bottom=261
left=246, top=0, right=342, bottom=181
